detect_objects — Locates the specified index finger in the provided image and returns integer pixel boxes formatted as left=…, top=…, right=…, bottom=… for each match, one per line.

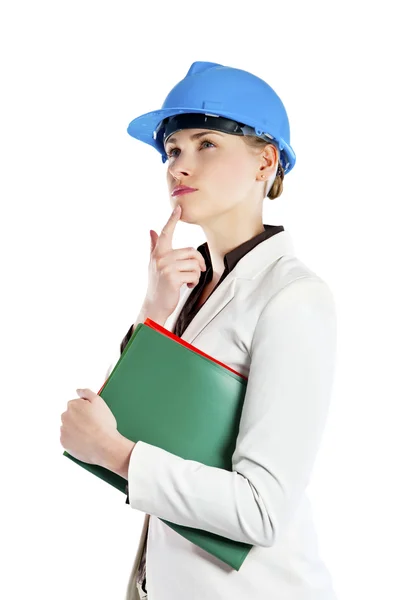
left=156, top=204, right=182, bottom=252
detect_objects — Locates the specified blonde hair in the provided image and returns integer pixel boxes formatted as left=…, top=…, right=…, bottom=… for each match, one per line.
left=241, top=136, right=285, bottom=200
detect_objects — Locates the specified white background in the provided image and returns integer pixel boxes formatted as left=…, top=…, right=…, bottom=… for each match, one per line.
left=1, top=1, right=398, bottom=598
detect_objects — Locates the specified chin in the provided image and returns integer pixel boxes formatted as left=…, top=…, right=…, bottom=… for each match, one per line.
left=178, top=211, right=197, bottom=225
left=179, top=203, right=208, bottom=225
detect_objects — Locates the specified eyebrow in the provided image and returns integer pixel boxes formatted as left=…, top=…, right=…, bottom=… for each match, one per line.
left=165, top=130, right=224, bottom=147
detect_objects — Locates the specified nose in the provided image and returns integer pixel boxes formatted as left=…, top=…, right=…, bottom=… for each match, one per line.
left=167, top=152, right=194, bottom=182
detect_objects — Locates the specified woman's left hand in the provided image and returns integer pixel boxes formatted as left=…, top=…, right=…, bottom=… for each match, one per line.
left=60, top=388, right=120, bottom=467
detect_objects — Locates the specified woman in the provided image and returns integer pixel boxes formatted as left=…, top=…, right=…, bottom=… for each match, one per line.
left=62, top=61, right=338, bottom=600
left=121, top=60, right=338, bottom=600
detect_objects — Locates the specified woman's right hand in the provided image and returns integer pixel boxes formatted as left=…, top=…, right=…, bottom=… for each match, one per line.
left=144, top=205, right=207, bottom=321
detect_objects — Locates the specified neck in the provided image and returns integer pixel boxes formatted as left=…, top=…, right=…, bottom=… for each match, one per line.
left=202, top=219, right=264, bottom=278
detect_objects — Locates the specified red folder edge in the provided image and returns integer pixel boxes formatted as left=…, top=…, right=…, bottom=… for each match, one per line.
left=98, top=318, right=248, bottom=395
left=145, top=318, right=248, bottom=380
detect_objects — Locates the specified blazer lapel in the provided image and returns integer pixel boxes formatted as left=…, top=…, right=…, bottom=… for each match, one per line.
left=165, top=230, right=295, bottom=345
left=178, top=277, right=237, bottom=344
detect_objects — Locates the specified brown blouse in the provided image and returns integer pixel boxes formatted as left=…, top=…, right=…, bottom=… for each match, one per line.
left=119, top=224, right=284, bottom=593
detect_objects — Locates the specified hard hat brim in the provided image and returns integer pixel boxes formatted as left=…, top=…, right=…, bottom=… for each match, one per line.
left=127, top=107, right=296, bottom=175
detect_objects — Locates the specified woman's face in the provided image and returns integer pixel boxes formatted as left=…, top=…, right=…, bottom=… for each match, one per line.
left=164, top=128, right=268, bottom=226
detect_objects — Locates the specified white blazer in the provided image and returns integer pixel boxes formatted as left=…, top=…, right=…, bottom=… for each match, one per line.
left=109, top=230, right=338, bottom=600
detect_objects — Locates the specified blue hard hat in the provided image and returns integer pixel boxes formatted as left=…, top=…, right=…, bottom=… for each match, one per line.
left=127, top=61, right=296, bottom=175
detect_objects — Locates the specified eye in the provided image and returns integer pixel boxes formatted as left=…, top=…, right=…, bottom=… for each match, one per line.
left=166, top=139, right=216, bottom=159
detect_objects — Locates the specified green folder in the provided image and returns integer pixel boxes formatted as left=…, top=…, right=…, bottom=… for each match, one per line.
left=63, top=319, right=252, bottom=570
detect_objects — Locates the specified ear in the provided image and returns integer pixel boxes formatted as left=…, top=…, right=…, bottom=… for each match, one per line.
left=256, top=144, right=279, bottom=180
left=264, top=143, right=279, bottom=168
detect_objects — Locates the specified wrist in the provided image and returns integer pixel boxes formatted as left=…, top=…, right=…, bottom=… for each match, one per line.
left=103, top=432, right=136, bottom=480
left=140, top=302, right=169, bottom=326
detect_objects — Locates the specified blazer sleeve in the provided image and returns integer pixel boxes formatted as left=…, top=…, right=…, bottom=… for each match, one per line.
left=124, top=277, right=337, bottom=546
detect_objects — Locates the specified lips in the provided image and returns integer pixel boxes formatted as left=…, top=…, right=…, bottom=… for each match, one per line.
left=172, top=186, right=198, bottom=197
